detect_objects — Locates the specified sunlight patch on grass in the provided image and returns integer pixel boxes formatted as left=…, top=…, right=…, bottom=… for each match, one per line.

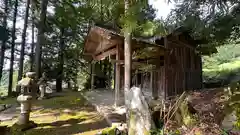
left=30, top=108, right=58, bottom=115
left=76, top=129, right=103, bottom=135
left=35, top=125, right=55, bottom=129
left=33, top=92, right=87, bottom=109
left=0, top=119, right=17, bottom=126
left=30, top=116, right=58, bottom=124
left=57, top=111, right=95, bottom=121
left=30, top=92, right=92, bottom=116
left=73, top=127, right=116, bottom=135
left=219, top=60, right=240, bottom=70
left=203, top=60, right=240, bottom=72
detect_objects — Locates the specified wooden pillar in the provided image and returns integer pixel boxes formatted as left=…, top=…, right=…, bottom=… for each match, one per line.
left=140, top=73, right=144, bottom=90
left=150, top=71, right=154, bottom=97
left=107, top=61, right=112, bottom=89
left=163, top=37, right=168, bottom=99
left=151, top=71, right=158, bottom=100
left=174, top=48, right=178, bottom=95
left=136, top=70, right=139, bottom=87
left=182, top=48, right=186, bottom=91
left=124, top=1, right=132, bottom=93
left=115, top=44, right=121, bottom=106
left=91, top=61, right=95, bottom=90
left=199, top=55, right=203, bottom=89
left=113, top=63, right=116, bottom=90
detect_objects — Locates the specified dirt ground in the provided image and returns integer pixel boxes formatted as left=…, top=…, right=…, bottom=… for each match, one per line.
left=189, top=88, right=226, bottom=134
left=169, top=88, right=240, bottom=135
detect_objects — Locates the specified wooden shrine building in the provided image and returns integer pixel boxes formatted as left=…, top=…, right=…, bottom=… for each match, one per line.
left=84, top=24, right=202, bottom=99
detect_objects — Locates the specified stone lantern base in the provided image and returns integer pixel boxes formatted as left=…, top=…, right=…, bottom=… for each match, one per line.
left=12, top=121, right=37, bottom=132
left=38, top=96, right=47, bottom=100
left=14, top=94, right=37, bottom=131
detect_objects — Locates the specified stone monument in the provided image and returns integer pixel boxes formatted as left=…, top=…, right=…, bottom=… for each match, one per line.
left=14, top=72, right=37, bottom=131
left=125, top=87, right=153, bottom=135
left=37, top=72, right=48, bottom=100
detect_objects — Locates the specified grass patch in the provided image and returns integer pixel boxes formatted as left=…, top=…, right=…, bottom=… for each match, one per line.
left=0, top=97, right=17, bottom=105
left=203, top=59, right=240, bottom=84
left=0, top=91, right=109, bottom=135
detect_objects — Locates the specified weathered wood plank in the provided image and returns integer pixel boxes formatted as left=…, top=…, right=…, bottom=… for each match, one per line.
left=164, top=37, right=168, bottom=98
left=91, top=61, right=95, bottom=90
left=93, top=48, right=117, bottom=60
left=168, top=40, right=195, bottom=50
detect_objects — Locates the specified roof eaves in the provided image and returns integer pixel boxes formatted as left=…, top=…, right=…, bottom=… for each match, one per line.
left=92, top=25, right=166, bottom=49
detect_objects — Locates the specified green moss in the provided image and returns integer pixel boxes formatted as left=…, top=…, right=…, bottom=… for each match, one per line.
left=101, top=126, right=116, bottom=135
left=34, top=92, right=87, bottom=109
left=150, top=129, right=181, bottom=135
left=128, top=110, right=151, bottom=135
left=9, top=121, right=37, bottom=135
left=1, top=91, right=109, bottom=135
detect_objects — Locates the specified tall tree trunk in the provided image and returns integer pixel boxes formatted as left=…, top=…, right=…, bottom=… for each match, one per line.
left=124, top=1, right=132, bottom=134
left=8, top=0, right=18, bottom=97
left=35, top=0, right=48, bottom=79
left=30, top=2, right=35, bottom=71
left=0, top=0, right=8, bottom=82
left=17, top=0, right=30, bottom=91
left=56, top=28, right=64, bottom=92
left=124, top=0, right=132, bottom=92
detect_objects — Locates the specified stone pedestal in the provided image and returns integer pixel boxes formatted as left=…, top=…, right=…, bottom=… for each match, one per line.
left=17, top=94, right=32, bottom=125
left=14, top=95, right=37, bottom=131
left=12, top=94, right=37, bottom=131
left=38, top=84, right=47, bottom=100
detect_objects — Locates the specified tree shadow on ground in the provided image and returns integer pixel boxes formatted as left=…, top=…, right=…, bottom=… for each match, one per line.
left=2, top=92, right=110, bottom=135
left=6, top=115, right=109, bottom=135
left=31, top=92, right=97, bottom=116
left=25, top=118, right=109, bottom=135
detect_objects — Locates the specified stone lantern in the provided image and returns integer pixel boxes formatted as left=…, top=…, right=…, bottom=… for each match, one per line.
left=14, top=72, right=37, bottom=130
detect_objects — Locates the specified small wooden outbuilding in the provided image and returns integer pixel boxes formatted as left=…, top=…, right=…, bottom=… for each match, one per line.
left=84, top=24, right=202, bottom=100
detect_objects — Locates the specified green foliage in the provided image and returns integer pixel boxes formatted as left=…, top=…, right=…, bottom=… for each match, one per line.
left=0, top=71, right=8, bottom=96
left=166, top=0, right=240, bottom=53
left=0, top=70, right=18, bottom=96
left=35, top=0, right=161, bottom=91
left=222, top=82, right=240, bottom=129
left=203, top=43, right=240, bottom=84
left=176, top=98, right=198, bottom=127
left=137, top=20, right=167, bottom=37
left=0, top=70, right=8, bottom=86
